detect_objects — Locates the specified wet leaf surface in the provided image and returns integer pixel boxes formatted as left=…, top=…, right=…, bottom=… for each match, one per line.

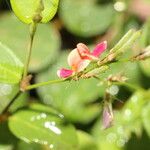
left=9, top=104, right=78, bottom=150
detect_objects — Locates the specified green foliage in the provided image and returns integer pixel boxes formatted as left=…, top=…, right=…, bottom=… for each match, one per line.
left=139, top=20, right=150, bottom=77
left=77, top=130, right=98, bottom=150
left=0, top=0, right=150, bottom=149
left=9, top=104, right=78, bottom=150
left=0, top=122, right=18, bottom=150
left=0, top=42, right=23, bottom=84
left=0, top=84, right=28, bottom=114
left=10, top=0, right=59, bottom=24
left=0, top=14, right=60, bottom=72
left=59, top=0, right=115, bottom=37
left=142, top=101, right=150, bottom=136
left=17, top=141, right=45, bottom=150
left=140, top=58, right=150, bottom=77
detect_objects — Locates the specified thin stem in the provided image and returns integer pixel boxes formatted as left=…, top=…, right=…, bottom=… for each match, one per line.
left=26, top=79, right=67, bottom=91
left=23, top=23, right=37, bottom=78
left=93, top=73, right=142, bottom=91
left=1, top=91, right=22, bottom=114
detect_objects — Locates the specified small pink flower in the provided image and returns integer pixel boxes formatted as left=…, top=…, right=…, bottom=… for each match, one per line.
left=57, top=41, right=107, bottom=78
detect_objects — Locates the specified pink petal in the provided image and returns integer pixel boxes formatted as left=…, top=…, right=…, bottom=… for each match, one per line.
left=57, top=68, right=73, bottom=78
left=76, top=59, right=91, bottom=72
left=92, top=41, right=107, bottom=57
left=67, top=48, right=82, bottom=70
left=77, top=43, right=90, bottom=59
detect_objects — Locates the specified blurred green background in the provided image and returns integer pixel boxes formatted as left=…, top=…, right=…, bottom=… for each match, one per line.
left=0, top=0, right=150, bottom=150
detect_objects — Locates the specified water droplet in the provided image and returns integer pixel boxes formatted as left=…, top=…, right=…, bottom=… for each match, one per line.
left=43, top=141, right=48, bottom=145
left=36, top=115, right=41, bottom=120
left=30, top=116, right=36, bottom=122
left=44, top=121, right=62, bottom=135
left=131, top=95, right=138, bottom=103
left=107, top=85, right=119, bottom=95
left=117, top=138, right=126, bottom=147
left=40, top=113, right=47, bottom=119
left=114, top=1, right=126, bottom=12
left=33, top=139, right=49, bottom=146
left=125, top=109, right=132, bottom=117
left=58, top=113, right=64, bottom=118
left=106, top=132, right=117, bottom=143
left=49, top=144, right=54, bottom=149
left=124, top=109, right=132, bottom=120
left=0, top=84, right=12, bottom=96
left=33, top=139, right=39, bottom=143
left=30, top=113, right=47, bottom=121
left=25, top=15, right=30, bottom=19
left=21, top=137, right=30, bottom=143
left=117, top=126, right=124, bottom=135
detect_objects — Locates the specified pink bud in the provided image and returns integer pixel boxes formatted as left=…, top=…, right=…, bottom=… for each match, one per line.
left=102, top=102, right=113, bottom=129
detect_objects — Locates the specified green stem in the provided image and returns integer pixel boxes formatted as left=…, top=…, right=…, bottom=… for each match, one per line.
left=23, top=23, right=37, bottom=78
left=1, top=91, right=22, bottom=114
left=26, top=79, right=67, bottom=91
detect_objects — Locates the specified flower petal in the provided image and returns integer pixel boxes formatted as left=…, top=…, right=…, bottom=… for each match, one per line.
left=77, top=43, right=90, bottom=59
left=57, top=68, right=73, bottom=78
left=92, top=41, right=107, bottom=57
left=67, top=48, right=82, bottom=70
left=77, top=59, right=91, bottom=72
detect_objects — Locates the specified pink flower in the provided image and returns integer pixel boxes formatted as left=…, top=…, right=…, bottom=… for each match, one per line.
left=57, top=41, right=107, bottom=78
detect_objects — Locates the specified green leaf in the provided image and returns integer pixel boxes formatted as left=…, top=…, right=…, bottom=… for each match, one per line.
left=0, top=122, right=18, bottom=150
left=110, top=30, right=141, bottom=56
left=142, top=101, right=150, bottom=137
left=17, top=141, right=47, bottom=150
left=0, top=14, right=60, bottom=72
left=59, top=0, right=115, bottom=37
left=0, top=145, right=13, bottom=150
left=0, top=84, right=28, bottom=114
left=125, top=131, right=150, bottom=150
left=0, top=42, right=23, bottom=84
left=140, top=20, right=150, bottom=47
left=140, top=58, right=150, bottom=77
left=8, top=106, right=78, bottom=150
left=10, top=0, right=59, bottom=24
left=37, top=52, right=104, bottom=123
left=77, top=130, right=98, bottom=150
left=110, top=29, right=135, bottom=53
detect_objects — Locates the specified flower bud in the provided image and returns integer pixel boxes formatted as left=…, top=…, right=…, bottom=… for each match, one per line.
left=102, top=102, right=113, bottom=129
